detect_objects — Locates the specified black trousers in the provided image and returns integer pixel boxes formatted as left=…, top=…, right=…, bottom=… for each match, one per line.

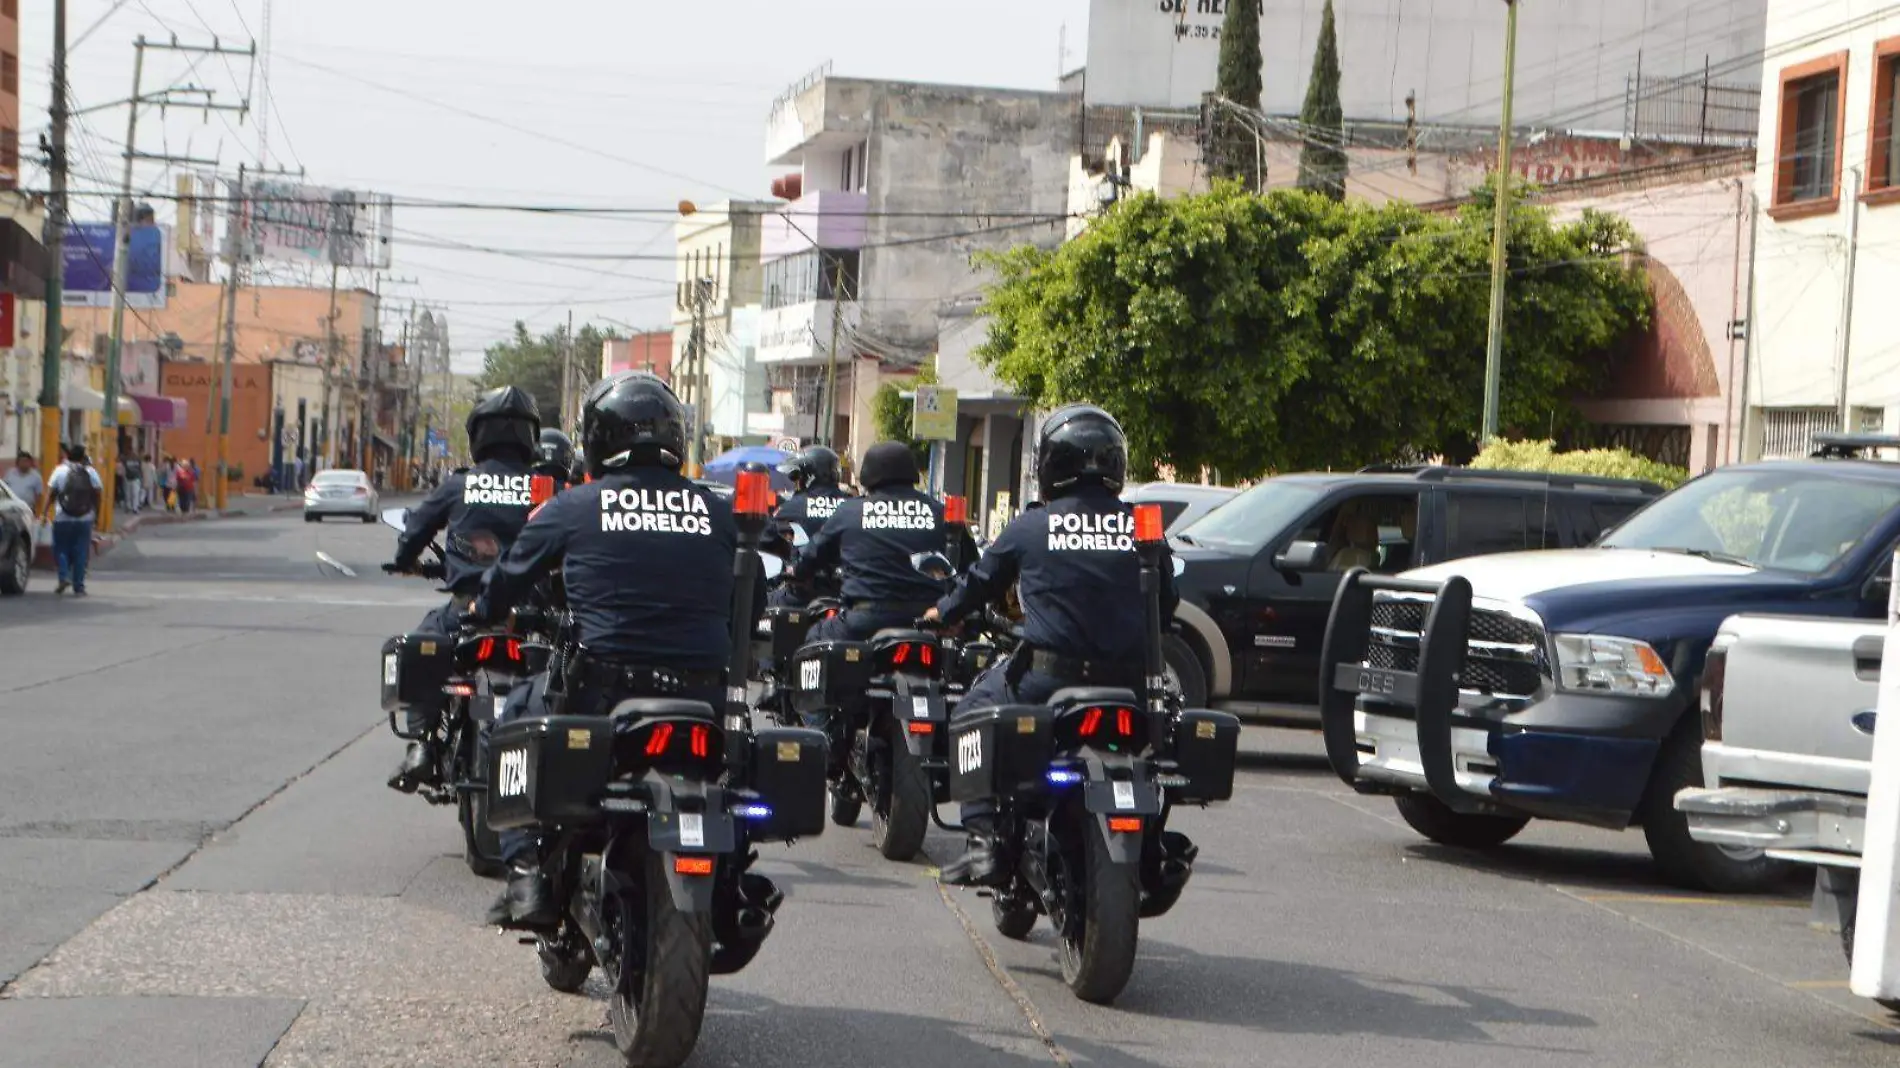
left=400, top=595, right=469, bottom=737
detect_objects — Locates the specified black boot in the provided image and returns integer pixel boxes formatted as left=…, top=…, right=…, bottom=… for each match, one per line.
left=939, top=832, right=1007, bottom=888
left=486, top=864, right=556, bottom=929
left=386, top=741, right=441, bottom=793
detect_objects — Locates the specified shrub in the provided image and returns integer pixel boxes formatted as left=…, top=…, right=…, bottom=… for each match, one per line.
left=1470, top=439, right=1688, bottom=489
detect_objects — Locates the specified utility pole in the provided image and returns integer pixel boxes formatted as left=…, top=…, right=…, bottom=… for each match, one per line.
left=1837, top=165, right=1864, bottom=431
left=36, top=0, right=67, bottom=514
left=1479, top=0, right=1520, bottom=445
left=560, top=308, right=575, bottom=431
left=821, top=256, right=845, bottom=449
left=98, top=34, right=252, bottom=529
left=686, top=280, right=710, bottom=472
left=213, top=164, right=245, bottom=510
left=321, top=262, right=338, bottom=470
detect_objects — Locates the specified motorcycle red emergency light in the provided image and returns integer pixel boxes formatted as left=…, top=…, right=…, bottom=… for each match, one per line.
left=645, top=723, right=674, bottom=757
left=735, top=469, right=774, bottom=516
left=529, top=474, right=556, bottom=505
left=675, top=856, right=715, bottom=876
left=1133, top=503, right=1165, bottom=544
left=944, top=495, right=969, bottom=524
left=1108, top=817, right=1143, bottom=834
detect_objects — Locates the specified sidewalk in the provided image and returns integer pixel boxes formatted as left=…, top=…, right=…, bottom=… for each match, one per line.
left=32, top=494, right=306, bottom=570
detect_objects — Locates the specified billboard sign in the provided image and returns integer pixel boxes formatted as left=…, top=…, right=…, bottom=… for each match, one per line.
left=62, top=222, right=170, bottom=309
left=912, top=385, right=958, bottom=441
left=244, top=180, right=393, bottom=268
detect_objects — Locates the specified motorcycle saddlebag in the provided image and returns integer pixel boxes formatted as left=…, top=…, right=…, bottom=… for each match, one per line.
left=485, top=715, right=614, bottom=831
left=765, top=606, right=823, bottom=668
left=1170, top=709, right=1241, bottom=803
left=380, top=632, right=452, bottom=713
left=788, top=640, right=873, bottom=715
left=948, top=704, right=1056, bottom=804
left=747, top=726, right=829, bottom=840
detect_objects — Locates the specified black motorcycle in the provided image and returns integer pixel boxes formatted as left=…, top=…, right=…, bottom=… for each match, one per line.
left=378, top=509, right=554, bottom=878
left=942, top=509, right=1240, bottom=1004
left=484, top=470, right=829, bottom=1067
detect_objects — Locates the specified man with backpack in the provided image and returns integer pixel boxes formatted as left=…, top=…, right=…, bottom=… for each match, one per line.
left=43, top=444, right=104, bottom=596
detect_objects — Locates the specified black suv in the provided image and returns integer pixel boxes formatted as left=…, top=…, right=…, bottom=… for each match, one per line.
left=1163, top=466, right=1664, bottom=720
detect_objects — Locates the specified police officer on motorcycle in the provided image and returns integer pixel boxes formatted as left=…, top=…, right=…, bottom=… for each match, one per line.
left=466, top=371, right=756, bottom=927
left=386, top=385, right=541, bottom=792
left=926, top=404, right=1176, bottom=886
left=533, top=427, right=579, bottom=488
left=766, top=444, right=848, bottom=607
left=794, top=441, right=962, bottom=642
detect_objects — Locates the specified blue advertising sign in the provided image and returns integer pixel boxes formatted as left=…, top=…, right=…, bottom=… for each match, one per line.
left=62, top=222, right=170, bottom=309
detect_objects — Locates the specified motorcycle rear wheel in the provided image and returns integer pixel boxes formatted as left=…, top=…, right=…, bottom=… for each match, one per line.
left=607, top=849, right=714, bottom=1068
left=1058, top=824, right=1140, bottom=1005
left=453, top=725, right=506, bottom=879
left=871, top=723, right=930, bottom=862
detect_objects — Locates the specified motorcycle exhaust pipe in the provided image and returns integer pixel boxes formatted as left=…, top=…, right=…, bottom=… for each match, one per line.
left=1140, top=831, right=1198, bottom=919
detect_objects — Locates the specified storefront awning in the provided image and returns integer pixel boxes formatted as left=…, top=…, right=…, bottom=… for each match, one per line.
left=371, top=431, right=398, bottom=451
left=62, top=383, right=141, bottom=424
left=131, top=393, right=186, bottom=429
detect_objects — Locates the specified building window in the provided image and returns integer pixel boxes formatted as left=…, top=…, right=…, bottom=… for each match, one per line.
left=1, top=1, right=15, bottom=20
left=1868, top=38, right=1900, bottom=201
left=0, top=127, right=18, bottom=174
left=1773, top=52, right=1848, bottom=218
left=761, top=249, right=861, bottom=310
left=1, top=52, right=16, bottom=97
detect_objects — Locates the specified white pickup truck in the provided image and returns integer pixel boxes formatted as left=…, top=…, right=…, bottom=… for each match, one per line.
left=1675, top=614, right=1886, bottom=967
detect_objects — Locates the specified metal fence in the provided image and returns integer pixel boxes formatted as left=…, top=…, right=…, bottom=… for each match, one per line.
left=1626, top=73, right=1761, bottom=148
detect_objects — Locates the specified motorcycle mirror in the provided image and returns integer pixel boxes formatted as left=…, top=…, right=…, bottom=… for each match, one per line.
left=1172, top=555, right=1186, bottom=578
left=760, top=550, right=784, bottom=582
left=790, top=524, right=811, bottom=548
left=380, top=507, right=408, bottom=532
left=911, top=550, right=955, bottom=581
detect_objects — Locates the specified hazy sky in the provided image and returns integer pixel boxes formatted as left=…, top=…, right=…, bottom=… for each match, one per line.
left=19, top=0, right=1093, bottom=372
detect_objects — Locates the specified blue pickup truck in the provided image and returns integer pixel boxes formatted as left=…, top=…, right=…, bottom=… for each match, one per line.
left=1317, top=435, right=1900, bottom=891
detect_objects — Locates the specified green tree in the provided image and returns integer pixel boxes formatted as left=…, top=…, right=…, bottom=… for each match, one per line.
left=871, top=359, right=938, bottom=464
left=475, top=321, right=622, bottom=431
left=1210, top=0, right=1264, bottom=187
left=975, top=182, right=1652, bottom=479
left=1297, top=0, right=1348, bottom=200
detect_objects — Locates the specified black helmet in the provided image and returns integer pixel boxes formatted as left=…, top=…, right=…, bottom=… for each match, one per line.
left=777, top=444, right=841, bottom=491
left=860, top=441, right=921, bottom=491
left=467, top=386, right=541, bottom=463
left=581, top=371, right=688, bottom=476
left=1035, top=404, right=1127, bottom=499
left=535, top=428, right=576, bottom=479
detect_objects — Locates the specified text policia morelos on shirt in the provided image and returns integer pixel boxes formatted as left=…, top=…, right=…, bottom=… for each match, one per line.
left=1047, top=511, right=1135, bottom=552
left=861, top=499, right=936, bottom=530
left=463, top=472, right=535, bottom=507
left=599, top=486, right=714, bottom=535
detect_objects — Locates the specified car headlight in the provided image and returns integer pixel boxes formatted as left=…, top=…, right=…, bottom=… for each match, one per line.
left=1552, top=634, right=1674, bottom=697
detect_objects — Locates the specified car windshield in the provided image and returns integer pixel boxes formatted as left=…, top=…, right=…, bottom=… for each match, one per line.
left=1175, top=480, right=1323, bottom=552
left=1598, top=468, right=1900, bottom=574
left=313, top=472, right=363, bottom=485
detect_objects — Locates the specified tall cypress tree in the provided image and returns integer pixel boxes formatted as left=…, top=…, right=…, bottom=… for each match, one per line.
left=1292, top=1, right=1352, bottom=199
left=1210, top=0, right=1263, bottom=187
left=1298, top=0, right=1348, bottom=200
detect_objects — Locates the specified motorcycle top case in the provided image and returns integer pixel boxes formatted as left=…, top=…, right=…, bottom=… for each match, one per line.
left=788, top=640, right=873, bottom=715
left=948, top=704, right=1057, bottom=804
left=485, top=715, right=614, bottom=832
left=380, top=632, right=453, bottom=713
left=764, top=606, right=822, bottom=668
left=747, top=726, right=829, bottom=840
left=1170, top=709, right=1241, bottom=803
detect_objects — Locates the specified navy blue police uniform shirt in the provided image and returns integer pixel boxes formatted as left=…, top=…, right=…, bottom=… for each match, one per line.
left=395, top=457, right=536, bottom=592
left=936, top=486, right=1177, bottom=661
left=474, top=468, right=738, bottom=671
left=776, top=487, right=848, bottom=542
left=796, top=487, right=949, bottom=607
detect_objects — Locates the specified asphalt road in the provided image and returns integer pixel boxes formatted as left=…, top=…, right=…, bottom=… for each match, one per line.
left=1, top=508, right=1896, bottom=1067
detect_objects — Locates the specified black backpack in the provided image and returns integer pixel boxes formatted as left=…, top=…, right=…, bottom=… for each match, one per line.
left=58, top=463, right=98, bottom=516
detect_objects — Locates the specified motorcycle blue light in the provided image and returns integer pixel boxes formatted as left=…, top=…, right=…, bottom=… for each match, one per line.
left=1046, top=768, right=1083, bottom=786
left=733, top=803, right=773, bottom=820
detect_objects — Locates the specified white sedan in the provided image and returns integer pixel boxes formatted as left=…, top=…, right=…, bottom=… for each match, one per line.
left=303, top=470, right=380, bottom=523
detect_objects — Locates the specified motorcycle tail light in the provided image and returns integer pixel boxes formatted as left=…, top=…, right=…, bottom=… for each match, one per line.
left=1108, top=817, right=1142, bottom=834
left=907, top=721, right=934, bottom=734
left=674, top=856, right=715, bottom=876
left=444, top=682, right=476, bottom=698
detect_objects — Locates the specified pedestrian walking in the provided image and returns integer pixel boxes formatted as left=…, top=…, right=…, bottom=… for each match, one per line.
left=4, top=451, right=43, bottom=509
left=42, top=444, right=102, bottom=596
left=157, top=455, right=174, bottom=512
left=174, top=458, right=197, bottom=514
left=124, top=454, right=144, bottom=514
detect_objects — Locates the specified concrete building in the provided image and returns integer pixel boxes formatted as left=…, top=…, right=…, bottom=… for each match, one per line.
left=601, top=330, right=674, bottom=382
left=760, top=74, right=1077, bottom=464
left=673, top=201, right=770, bottom=451
left=0, top=0, right=51, bottom=464
left=1744, top=1, right=1900, bottom=457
